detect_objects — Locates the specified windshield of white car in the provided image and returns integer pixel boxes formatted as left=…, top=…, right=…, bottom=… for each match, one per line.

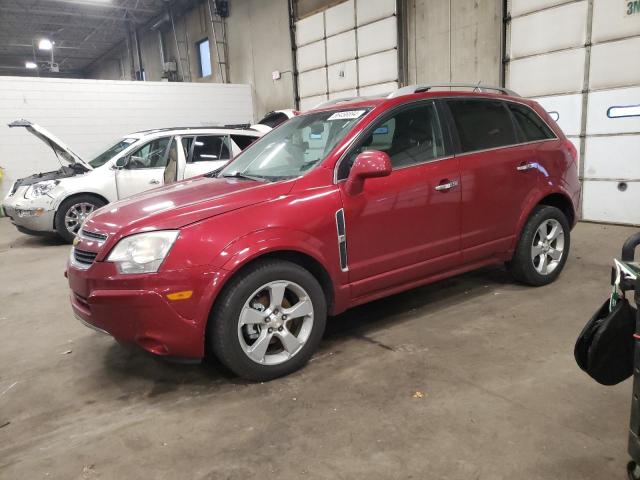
left=218, top=108, right=370, bottom=181
left=89, top=138, right=138, bottom=167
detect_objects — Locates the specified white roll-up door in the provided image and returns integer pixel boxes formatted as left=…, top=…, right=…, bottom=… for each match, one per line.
left=294, top=0, right=399, bottom=111
left=506, top=0, right=640, bottom=225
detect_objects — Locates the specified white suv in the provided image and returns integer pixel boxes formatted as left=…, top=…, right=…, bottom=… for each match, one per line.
left=3, top=112, right=294, bottom=242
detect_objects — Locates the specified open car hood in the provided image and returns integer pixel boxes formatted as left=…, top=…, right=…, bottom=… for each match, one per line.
left=8, top=119, right=93, bottom=170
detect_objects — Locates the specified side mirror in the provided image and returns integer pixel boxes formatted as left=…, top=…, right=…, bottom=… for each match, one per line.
left=344, top=150, right=392, bottom=195
left=113, top=156, right=129, bottom=169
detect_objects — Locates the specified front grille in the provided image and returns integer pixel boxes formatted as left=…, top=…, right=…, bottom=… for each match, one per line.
left=74, top=248, right=98, bottom=265
left=80, top=229, right=108, bottom=241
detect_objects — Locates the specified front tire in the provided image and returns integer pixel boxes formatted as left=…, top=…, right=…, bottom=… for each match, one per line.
left=55, top=195, right=106, bottom=243
left=508, top=205, right=570, bottom=286
left=208, top=260, right=327, bottom=381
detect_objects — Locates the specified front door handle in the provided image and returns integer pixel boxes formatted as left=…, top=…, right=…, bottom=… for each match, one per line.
left=517, top=162, right=536, bottom=172
left=149, top=179, right=160, bottom=185
left=435, top=179, right=459, bottom=191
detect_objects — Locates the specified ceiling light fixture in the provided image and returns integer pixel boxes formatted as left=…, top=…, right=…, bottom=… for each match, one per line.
left=25, top=61, right=38, bottom=69
left=38, top=39, right=53, bottom=51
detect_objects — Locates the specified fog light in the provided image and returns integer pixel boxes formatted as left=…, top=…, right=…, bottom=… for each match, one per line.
left=16, top=208, right=45, bottom=218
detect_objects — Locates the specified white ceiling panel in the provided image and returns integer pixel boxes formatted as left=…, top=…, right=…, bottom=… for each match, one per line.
left=300, top=94, right=328, bottom=112
left=325, top=0, right=355, bottom=37
left=297, top=40, right=326, bottom=73
left=590, top=37, right=640, bottom=90
left=586, top=86, right=640, bottom=135
left=509, top=0, right=573, bottom=18
left=532, top=93, right=583, bottom=136
left=356, top=0, right=395, bottom=26
left=298, top=67, right=327, bottom=97
left=509, top=1, right=587, bottom=59
left=327, top=30, right=356, bottom=65
left=582, top=180, right=640, bottom=224
left=357, top=16, right=397, bottom=57
left=359, top=81, right=398, bottom=97
left=508, top=48, right=586, bottom=97
left=329, top=88, right=359, bottom=100
left=295, top=12, right=324, bottom=47
left=358, top=50, right=398, bottom=86
left=584, top=135, right=640, bottom=180
left=592, top=0, right=640, bottom=43
left=328, top=60, right=358, bottom=93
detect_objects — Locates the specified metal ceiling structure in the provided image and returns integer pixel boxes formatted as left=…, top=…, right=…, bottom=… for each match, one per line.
left=0, top=0, right=175, bottom=77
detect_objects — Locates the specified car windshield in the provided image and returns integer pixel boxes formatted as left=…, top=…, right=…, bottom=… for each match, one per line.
left=89, top=138, right=138, bottom=167
left=218, top=108, right=369, bottom=181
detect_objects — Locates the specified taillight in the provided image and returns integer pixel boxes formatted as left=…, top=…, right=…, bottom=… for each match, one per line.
left=564, top=139, right=578, bottom=163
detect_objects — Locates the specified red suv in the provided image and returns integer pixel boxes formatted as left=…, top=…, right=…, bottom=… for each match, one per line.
left=67, top=85, right=580, bottom=380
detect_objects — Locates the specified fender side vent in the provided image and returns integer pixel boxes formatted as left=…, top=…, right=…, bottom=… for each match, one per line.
left=335, top=208, right=348, bottom=271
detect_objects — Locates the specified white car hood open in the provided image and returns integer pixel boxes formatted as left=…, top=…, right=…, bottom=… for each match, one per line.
left=8, top=119, right=93, bottom=170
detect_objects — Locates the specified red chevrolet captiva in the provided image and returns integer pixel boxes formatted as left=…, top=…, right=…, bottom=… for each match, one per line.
left=68, top=84, right=581, bottom=380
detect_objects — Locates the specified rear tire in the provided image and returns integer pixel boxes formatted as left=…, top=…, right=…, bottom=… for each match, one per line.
left=508, top=205, right=570, bottom=286
left=208, top=260, right=327, bottom=381
left=55, top=195, right=106, bottom=243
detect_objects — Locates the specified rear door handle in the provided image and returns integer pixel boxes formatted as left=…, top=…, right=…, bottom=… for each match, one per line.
left=517, top=162, right=536, bottom=171
left=149, top=179, right=160, bottom=185
left=435, top=180, right=459, bottom=191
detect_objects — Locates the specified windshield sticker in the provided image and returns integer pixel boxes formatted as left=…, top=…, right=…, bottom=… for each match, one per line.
left=328, top=110, right=366, bottom=121
left=123, top=138, right=137, bottom=144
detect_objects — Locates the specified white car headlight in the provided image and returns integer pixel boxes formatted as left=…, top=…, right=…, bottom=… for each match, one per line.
left=107, top=230, right=179, bottom=274
left=24, top=180, right=59, bottom=199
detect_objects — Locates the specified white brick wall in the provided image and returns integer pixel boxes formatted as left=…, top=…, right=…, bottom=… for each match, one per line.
left=0, top=77, right=254, bottom=197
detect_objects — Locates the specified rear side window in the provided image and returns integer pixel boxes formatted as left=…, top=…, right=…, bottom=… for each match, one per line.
left=231, top=134, right=257, bottom=150
left=508, top=103, right=556, bottom=142
left=190, top=136, right=231, bottom=163
left=258, top=112, right=289, bottom=128
left=448, top=99, right=517, bottom=152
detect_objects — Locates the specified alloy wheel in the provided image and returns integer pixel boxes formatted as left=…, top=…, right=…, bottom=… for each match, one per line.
left=64, top=202, right=95, bottom=235
left=531, top=218, right=565, bottom=275
left=237, top=280, right=314, bottom=365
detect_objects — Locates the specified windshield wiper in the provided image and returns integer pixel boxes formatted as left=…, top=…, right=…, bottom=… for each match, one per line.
left=219, top=171, right=268, bottom=182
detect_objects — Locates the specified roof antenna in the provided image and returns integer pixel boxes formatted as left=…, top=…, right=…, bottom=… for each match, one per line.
left=473, top=81, right=483, bottom=92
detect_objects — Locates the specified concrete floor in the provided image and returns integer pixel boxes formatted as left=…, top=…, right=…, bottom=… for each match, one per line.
left=0, top=217, right=637, bottom=479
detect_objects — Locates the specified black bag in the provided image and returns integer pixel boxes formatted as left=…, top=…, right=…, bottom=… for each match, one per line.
left=575, top=298, right=637, bottom=386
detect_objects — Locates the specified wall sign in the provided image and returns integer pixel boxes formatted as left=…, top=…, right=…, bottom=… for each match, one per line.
left=627, top=1, right=640, bottom=15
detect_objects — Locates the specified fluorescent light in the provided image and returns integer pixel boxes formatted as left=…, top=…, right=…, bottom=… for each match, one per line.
left=38, top=39, right=53, bottom=51
left=25, top=61, right=38, bottom=69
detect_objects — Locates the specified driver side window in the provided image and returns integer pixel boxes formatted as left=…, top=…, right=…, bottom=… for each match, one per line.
left=337, top=102, right=445, bottom=180
left=127, top=137, right=171, bottom=169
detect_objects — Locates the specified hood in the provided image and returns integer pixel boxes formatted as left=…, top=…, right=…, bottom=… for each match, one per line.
left=9, top=119, right=93, bottom=170
left=83, top=175, right=294, bottom=237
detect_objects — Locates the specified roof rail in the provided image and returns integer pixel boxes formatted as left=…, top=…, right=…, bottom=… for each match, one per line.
left=388, top=83, right=519, bottom=98
left=312, top=97, right=362, bottom=109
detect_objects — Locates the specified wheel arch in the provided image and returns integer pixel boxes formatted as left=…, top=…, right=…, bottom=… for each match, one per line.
left=511, top=190, right=576, bottom=253
left=537, top=192, right=576, bottom=227
left=53, top=191, right=110, bottom=229
left=202, top=248, right=336, bottom=357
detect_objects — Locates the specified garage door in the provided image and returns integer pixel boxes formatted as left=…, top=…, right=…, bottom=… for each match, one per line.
left=294, top=0, right=399, bottom=111
left=505, top=0, right=640, bottom=225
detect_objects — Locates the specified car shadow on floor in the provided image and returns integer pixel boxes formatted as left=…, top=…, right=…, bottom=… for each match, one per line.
left=7, top=232, right=67, bottom=250
left=94, top=264, right=519, bottom=395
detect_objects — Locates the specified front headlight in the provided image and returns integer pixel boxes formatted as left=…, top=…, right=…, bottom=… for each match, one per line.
left=24, top=180, right=59, bottom=199
left=106, top=230, right=179, bottom=274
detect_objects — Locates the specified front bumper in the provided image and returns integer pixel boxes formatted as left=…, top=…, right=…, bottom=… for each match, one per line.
left=67, top=259, right=229, bottom=359
left=2, top=193, right=56, bottom=233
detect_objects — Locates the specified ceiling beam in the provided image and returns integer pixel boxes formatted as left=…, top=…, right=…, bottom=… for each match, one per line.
left=37, top=0, right=159, bottom=14
left=0, top=6, right=138, bottom=23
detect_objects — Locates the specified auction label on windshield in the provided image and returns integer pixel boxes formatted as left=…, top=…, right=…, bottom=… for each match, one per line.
left=328, top=110, right=366, bottom=121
